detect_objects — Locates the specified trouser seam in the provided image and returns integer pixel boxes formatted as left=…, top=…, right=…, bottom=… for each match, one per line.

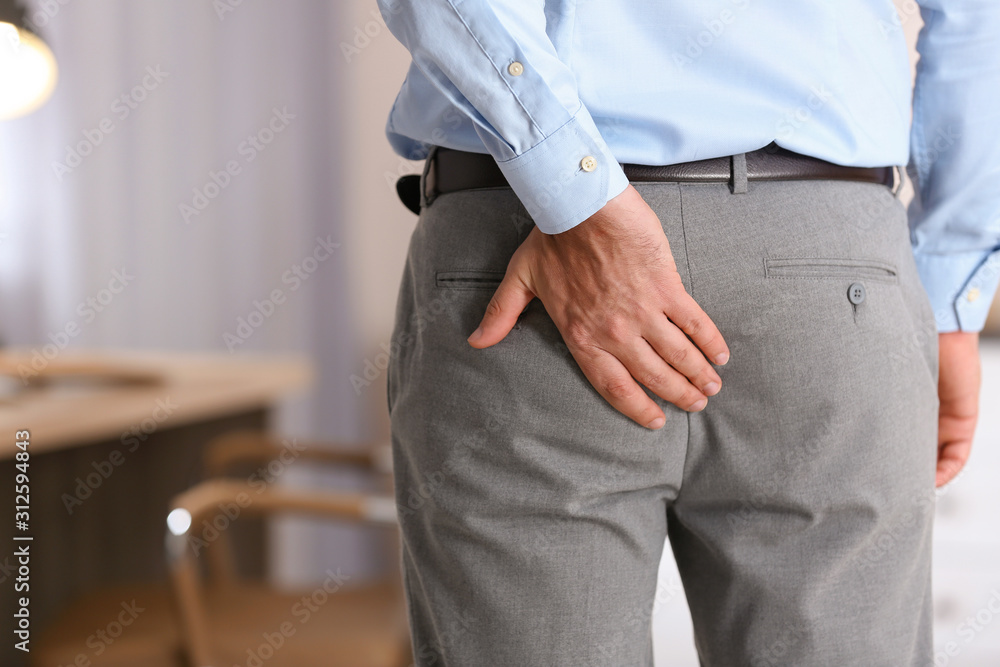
left=675, top=183, right=695, bottom=498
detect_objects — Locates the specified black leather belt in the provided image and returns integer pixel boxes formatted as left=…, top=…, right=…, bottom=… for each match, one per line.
left=395, top=142, right=897, bottom=215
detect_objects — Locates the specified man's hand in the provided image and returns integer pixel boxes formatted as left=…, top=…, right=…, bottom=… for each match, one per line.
left=467, top=184, right=730, bottom=430
left=936, top=331, right=981, bottom=487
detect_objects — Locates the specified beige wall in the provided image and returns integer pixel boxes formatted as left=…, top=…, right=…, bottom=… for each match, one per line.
left=341, top=2, right=416, bottom=339
left=340, top=1, right=418, bottom=437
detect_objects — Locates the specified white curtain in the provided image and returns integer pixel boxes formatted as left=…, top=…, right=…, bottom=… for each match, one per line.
left=0, top=0, right=380, bottom=583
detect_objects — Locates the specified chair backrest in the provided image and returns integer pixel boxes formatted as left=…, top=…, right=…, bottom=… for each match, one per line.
left=202, top=430, right=393, bottom=479
left=197, top=430, right=393, bottom=583
left=165, top=477, right=398, bottom=667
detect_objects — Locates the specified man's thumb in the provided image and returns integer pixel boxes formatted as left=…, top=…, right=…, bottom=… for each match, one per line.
left=467, top=276, right=534, bottom=348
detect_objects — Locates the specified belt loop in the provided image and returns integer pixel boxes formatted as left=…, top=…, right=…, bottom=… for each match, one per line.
left=891, top=164, right=903, bottom=198
left=420, top=145, right=439, bottom=210
left=730, top=153, right=748, bottom=194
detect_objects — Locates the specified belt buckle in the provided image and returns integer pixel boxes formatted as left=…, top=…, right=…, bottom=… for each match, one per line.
left=420, top=145, right=439, bottom=210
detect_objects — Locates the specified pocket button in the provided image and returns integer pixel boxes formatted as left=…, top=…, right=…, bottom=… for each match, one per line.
left=848, top=282, right=866, bottom=305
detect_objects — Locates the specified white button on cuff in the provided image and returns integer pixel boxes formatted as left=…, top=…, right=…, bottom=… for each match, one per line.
left=580, top=156, right=597, bottom=172
left=966, top=287, right=981, bottom=302
left=508, top=61, right=524, bottom=76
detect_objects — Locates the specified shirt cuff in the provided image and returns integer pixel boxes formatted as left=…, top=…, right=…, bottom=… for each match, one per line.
left=913, top=246, right=1000, bottom=333
left=492, top=106, right=630, bottom=235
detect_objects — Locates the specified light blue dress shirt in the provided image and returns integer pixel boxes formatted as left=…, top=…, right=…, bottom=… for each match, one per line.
left=378, top=0, right=1000, bottom=333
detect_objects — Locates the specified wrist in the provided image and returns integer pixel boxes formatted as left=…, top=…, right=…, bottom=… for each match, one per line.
left=939, top=330, right=979, bottom=343
left=554, top=185, right=652, bottom=242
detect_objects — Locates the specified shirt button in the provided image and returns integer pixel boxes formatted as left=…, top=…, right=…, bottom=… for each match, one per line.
left=966, top=287, right=981, bottom=302
left=507, top=61, right=524, bottom=76
left=848, top=282, right=866, bottom=305
left=580, top=156, right=597, bottom=172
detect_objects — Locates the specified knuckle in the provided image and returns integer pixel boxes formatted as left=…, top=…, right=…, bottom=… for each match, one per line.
left=564, top=321, right=592, bottom=348
left=693, top=363, right=716, bottom=382
left=681, top=315, right=704, bottom=337
left=665, top=345, right=690, bottom=368
left=661, top=384, right=692, bottom=404
left=484, top=296, right=504, bottom=319
left=638, top=371, right=669, bottom=389
left=602, top=377, right=636, bottom=401
left=603, top=314, right=631, bottom=344
left=701, top=330, right=723, bottom=351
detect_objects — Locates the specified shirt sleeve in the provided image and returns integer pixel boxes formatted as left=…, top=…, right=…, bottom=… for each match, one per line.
left=376, top=0, right=629, bottom=234
left=909, top=0, right=1000, bottom=333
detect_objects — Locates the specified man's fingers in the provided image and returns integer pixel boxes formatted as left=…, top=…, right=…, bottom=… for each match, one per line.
left=568, top=343, right=668, bottom=429
left=468, top=274, right=534, bottom=348
left=936, top=439, right=972, bottom=488
left=644, top=315, right=722, bottom=396
left=615, top=337, right=709, bottom=411
left=666, top=296, right=730, bottom=366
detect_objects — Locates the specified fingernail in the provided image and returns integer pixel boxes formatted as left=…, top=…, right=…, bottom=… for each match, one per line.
left=703, top=381, right=720, bottom=396
left=689, top=398, right=707, bottom=412
left=467, top=326, right=483, bottom=344
left=714, top=352, right=729, bottom=365
left=646, top=417, right=666, bottom=430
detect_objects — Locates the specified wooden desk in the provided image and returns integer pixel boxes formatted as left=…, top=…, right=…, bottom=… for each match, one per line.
left=0, top=349, right=311, bottom=456
left=0, top=350, right=311, bottom=667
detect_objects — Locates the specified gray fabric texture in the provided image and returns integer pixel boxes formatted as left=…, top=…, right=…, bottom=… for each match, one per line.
left=386, top=178, right=940, bottom=667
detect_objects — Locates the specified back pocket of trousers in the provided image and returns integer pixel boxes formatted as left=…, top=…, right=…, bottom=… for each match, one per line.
left=436, top=269, right=505, bottom=289
left=764, top=257, right=898, bottom=283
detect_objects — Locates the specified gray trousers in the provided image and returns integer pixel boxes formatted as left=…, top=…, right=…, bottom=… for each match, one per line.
left=386, top=170, right=940, bottom=666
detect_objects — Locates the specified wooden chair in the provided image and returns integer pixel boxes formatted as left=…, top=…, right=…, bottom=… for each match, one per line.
left=32, top=432, right=410, bottom=667
left=197, top=430, right=396, bottom=585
